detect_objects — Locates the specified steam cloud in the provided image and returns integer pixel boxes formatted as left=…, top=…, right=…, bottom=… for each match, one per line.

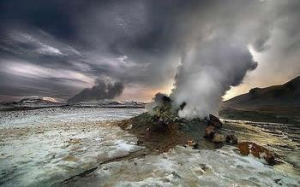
left=67, top=79, right=124, bottom=103
left=170, top=37, right=258, bottom=119
left=1, top=0, right=299, bottom=104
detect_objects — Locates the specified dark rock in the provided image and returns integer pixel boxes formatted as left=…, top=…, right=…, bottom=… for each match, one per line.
left=137, top=140, right=143, bottom=145
left=199, top=164, right=209, bottom=171
left=172, top=171, right=181, bottom=179
left=226, top=134, right=238, bottom=145
left=208, top=114, right=223, bottom=128
left=193, top=143, right=199, bottom=149
left=274, top=179, right=281, bottom=184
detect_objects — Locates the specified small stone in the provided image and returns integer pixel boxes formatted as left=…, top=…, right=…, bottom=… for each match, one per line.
left=274, top=179, right=281, bottom=184
left=172, top=171, right=181, bottom=179
left=212, top=133, right=225, bottom=143
left=226, top=134, right=238, bottom=145
left=199, top=163, right=209, bottom=171
left=204, top=125, right=215, bottom=139
left=193, top=143, right=199, bottom=149
left=137, top=140, right=143, bottom=145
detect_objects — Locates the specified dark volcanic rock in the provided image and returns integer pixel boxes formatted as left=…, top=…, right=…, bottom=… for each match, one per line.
left=226, top=134, right=238, bottom=145
left=208, top=114, right=223, bottom=128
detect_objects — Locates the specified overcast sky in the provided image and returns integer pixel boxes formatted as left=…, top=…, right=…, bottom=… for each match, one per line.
left=0, top=0, right=299, bottom=102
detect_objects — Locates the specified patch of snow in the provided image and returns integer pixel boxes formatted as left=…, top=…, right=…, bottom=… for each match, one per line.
left=66, top=146, right=299, bottom=187
left=0, top=108, right=145, bottom=187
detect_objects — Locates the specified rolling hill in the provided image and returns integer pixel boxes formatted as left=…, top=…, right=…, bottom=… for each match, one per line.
left=223, top=76, right=300, bottom=110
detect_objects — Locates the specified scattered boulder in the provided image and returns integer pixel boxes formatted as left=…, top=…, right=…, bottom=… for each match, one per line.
left=192, top=143, right=199, bottom=149
left=212, top=133, right=225, bottom=143
left=237, top=142, right=279, bottom=165
left=204, top=125, right=216, bottom=139
left=226, top=134, right=238, bottom=145
left=172, top=171, right=181, bottom=179
left=207, top=114, right=223, bottom=129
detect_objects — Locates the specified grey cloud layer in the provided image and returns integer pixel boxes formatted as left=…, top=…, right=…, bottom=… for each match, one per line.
left=0, top=0, right=299, bottom=101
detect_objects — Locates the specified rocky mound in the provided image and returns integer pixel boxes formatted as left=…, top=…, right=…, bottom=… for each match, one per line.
left=118, top=95, right=236, bottom=152
left=118, top=94, right=281, bottom=165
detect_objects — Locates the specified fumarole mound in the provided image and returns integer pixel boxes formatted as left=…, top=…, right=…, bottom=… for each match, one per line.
left=118, top=95, right=280, bottom=165
left=118, top=96, right=232, bottom=150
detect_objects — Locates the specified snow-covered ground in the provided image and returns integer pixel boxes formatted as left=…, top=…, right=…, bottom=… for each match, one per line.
left=63, top=146, right=299, bottom=187
left=0, top=107, right=145, bottom=127
left=0, top=108, right=299, bottom=187
left=0, top=108, right=145, bottom=187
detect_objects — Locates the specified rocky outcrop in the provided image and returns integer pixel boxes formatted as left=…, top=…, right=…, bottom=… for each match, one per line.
left=237, top=142, right=279, bottom=165
left=207, top=114, right=223, bottom=128
left=204, top=116, right=236, bottom=145
left=120, top=95, right=238, bottom=151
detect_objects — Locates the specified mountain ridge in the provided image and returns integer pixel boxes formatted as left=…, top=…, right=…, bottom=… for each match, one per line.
left=223, top=76, right=300, bottom=110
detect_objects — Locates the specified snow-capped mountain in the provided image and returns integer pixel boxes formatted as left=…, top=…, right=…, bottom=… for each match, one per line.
left=0, top=96, right=63, bottom=111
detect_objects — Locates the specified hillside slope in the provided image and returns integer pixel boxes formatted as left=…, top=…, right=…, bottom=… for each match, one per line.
left=223, top=76, right=300, bottom=110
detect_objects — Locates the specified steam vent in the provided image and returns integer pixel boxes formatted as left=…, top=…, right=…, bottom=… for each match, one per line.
left=117, top=94, right=281, bottom=166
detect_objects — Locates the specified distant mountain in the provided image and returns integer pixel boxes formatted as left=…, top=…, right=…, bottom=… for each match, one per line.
left=223, top=76, right=300, bottom=110
left=0, top=96, right=63, bottom=111
left=0, top=97, right=146, bottom=111
left=72, top=99, right=146, bottom=108
left=18, top=96, right=60, bottom=105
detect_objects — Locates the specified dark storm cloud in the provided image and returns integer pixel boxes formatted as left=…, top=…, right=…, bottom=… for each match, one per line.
left=0, top=0, right=300, bottom=102
left=67, top=79, right=124, bottom=103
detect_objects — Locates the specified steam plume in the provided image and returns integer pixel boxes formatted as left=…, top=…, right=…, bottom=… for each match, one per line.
left=171, top=37, right=258, bottom=119
left=67, top=79, right=124, bottom=103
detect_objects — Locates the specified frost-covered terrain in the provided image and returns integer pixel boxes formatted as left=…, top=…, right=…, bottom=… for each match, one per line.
left=0, top=107, right=299, bottom=187
left=61, top=146, right=299, bottom=187
left=0, top=107, right=144, bottom=127
left=0, top=108, right=145, bottom=187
